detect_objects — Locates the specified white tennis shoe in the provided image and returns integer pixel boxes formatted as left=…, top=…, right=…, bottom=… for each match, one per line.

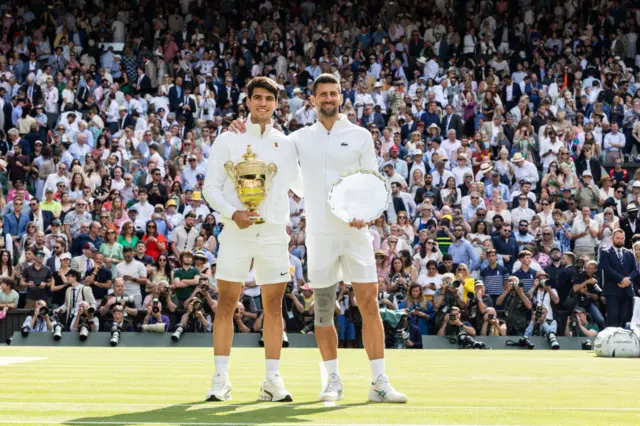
left=259, top=373, right=293, bottom=402
left=318, top=373, right=344, bottom=402
left=368, top=374, right=408, bottom=403
left=205, top=372, right=232, bottom=401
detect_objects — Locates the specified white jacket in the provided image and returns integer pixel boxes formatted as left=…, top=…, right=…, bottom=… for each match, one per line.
left=290, top=114, right=378, bottom=235
left=203, top=118, right=302, bottom=227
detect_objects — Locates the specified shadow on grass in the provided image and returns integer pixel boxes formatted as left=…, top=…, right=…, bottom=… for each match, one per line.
left=64, top=400, right=370, bottom=425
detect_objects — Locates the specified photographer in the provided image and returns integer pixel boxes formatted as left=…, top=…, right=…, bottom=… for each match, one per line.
left=108, top=305, right=135, bottom=332
left=496, top=276, right=533, bottom=336
left=436, top=306, right=476, bottom=337
left=21, top=299, right=53, bottom=332
left=143, top=281, right=178, bottom=313
left=524, top=304, right=558, bottom=338
left=466, top=281, right=493, bottom=333
left=176, top=296, right=212, bottom=333
left=53, top=270, right=97, bottom=329
left=397, top=315, right=423, bottom=349
left=234, top=302, right=253, bottom=333
left=564, top=306, right=598, bottom=337
left=565, top=260, right=605, bottom=329
left=70, top=301, right=99, bottom=332
left=528, top=271, right=560, bottom=322
left=480, top=307, right=506, bottom=336
left=377, top=277, right=398, bottom=309
left=142, top=298, right=170, bottom=331
left=283, top=281, right=305, bottom=333
left=99, top=278, right=138, bottom=324
left=434, top=273, right=466, bottom=329
left=183, top=277, right=218, bottom=315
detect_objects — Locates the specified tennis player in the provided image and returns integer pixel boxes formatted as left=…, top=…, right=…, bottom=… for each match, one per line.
left=231, top=74, right=407, bottom=403
left=203, top=77, right=302, bottom=402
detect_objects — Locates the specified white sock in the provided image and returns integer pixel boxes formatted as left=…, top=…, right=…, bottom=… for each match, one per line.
left=370, top=359, right=385, bottom=382
left=214, top=356, right=229, bottom=375
left=324, top=359, right=339, bottom=377
left=266, top=359, right=280, bottom=379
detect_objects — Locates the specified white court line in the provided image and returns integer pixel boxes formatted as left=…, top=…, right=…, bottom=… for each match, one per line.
left=0, top=422, right=522, bottom=426
left=1, top=402, right=639, bottom=412
left=0, top=356, right=47, bottom=366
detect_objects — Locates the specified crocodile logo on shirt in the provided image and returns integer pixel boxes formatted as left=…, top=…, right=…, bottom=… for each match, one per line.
left=341, top=142, right=348, bottom=146
left=274, top=142, right=279, bottom=148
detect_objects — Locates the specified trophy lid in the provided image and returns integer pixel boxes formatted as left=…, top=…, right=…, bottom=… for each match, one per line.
left=241, top=145, right=261, bottom=163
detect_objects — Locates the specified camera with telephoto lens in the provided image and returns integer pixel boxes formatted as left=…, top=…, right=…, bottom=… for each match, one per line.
left=467, top=292, right=475, bottom=302
left=452, top=280, right=461, bottom=288
left=39, top=306, right=49, bottom=316
left=518, top=336, right=535, bottom=349
left=488, top=313, right=495, bottom=320
left=456, top=330, right=487, bottom=349
left=152, top=298, right=161, bottom=314
left=21, top=325, right=30, bottom=337
left=115, top=295, right=135, bottom=305
left=547, top=332, right=560, bottom=350
left=110, top=323, right=122, bottom=347
left=285, top=283, right=294, bottom=294
left=448, top=314, right=457, bottom=322
left=203, top=107, right=209, bottom=115
left=539, top=279, right=549, bottom=289
left=52, top=313, right=63, bottom=341
left=78, top=316, right=90, bottom=341
left=535, top=304, right=545, bottom=320
left=171, top=325, right=185, bottom=342
left=570, top=314, right=579, bottom=331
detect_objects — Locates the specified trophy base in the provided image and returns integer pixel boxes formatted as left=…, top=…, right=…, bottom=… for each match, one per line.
left=250, top=217, right=265, bottom=224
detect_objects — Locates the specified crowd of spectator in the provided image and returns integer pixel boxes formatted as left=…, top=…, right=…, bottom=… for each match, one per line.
left=1, top=0, right=640, bottom=347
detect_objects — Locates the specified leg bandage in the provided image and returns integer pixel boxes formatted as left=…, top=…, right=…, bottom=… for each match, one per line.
left=313, top=284, right=337, bottom=327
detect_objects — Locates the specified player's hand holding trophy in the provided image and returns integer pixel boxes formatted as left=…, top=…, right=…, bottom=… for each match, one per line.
left=224, top=145, right=278, bottom=225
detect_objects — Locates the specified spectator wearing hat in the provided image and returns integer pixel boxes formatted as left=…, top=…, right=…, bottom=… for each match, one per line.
left=430, top=156, right=454, bottom=189
left=511, top=153, right=539, bottom=191
left=182, top=191, right=210, bottom=226
left=71, top=242, right=98, bottom=277
left=388, top=144, right=408, bottom=181
left=182, top=153, right=205, bottom=190
left=576, top=170, right=600, bottom=214
left=565, top=306, right=599, bottom=338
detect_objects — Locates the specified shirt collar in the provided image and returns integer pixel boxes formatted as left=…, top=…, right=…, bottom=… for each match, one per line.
left=246, top=114, right=274, bottom=138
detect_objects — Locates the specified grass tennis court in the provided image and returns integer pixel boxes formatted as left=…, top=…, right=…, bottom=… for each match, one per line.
left=0, top=346, right=638, bottom=425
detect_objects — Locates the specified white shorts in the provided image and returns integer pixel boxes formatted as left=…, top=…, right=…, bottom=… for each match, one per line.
left=306, top=231, right=377, bottom=289
left=216, top=222, right=291, bottom=285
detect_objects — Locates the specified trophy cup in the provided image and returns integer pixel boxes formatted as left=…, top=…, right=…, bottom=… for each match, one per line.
left=224, top=145, right=278, bottom=224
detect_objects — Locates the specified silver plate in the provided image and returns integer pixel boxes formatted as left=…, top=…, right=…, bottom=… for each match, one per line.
left=328, top=170, right=391, bottom=223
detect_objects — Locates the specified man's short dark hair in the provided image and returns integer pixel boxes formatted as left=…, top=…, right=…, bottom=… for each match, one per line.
left=442, top=254, right=453, bottom=261
left=123, top=246, right=134, bottom=254
left=247, top=77, right=279, bottom=100
left=184, top=211, right=197, bottom=219
left=1, top=278, right=14, bottom=289
left=312, top=73, right=341, bottom=95
left=66, top=269, right=81, bottom=281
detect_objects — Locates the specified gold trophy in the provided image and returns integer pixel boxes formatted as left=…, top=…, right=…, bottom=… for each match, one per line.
left=224, top=145, right=278, bottom=224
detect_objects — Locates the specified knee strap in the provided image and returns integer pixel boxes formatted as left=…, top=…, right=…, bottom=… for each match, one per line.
left=313, top=284, right=337, bottom=327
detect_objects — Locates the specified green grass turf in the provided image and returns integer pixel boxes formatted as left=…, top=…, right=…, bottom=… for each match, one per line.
left=0, top=346, right=639, bottom=425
